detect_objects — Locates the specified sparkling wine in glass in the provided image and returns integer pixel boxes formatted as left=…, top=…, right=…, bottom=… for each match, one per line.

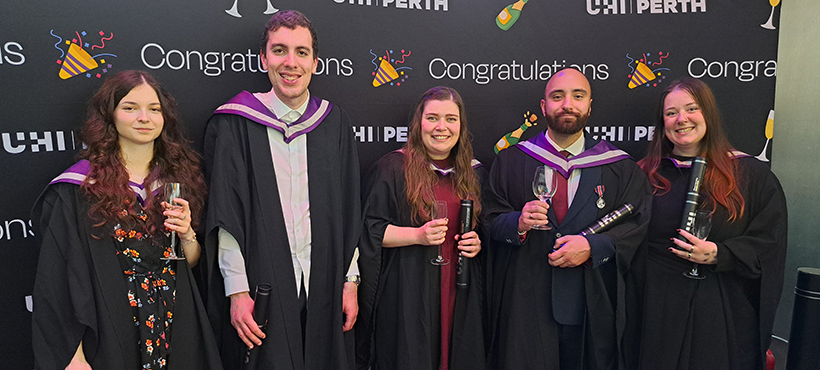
left=531, top=165, right=557, bottom=230
left=683, top=210, right=712, bottom=279
left=161, top=183, right=186, bottom=261
left=755, top=110, right=774, bottom=162
left=761, top=0, right=780, bottom=30
left=430, top=200, right=450, bottom=266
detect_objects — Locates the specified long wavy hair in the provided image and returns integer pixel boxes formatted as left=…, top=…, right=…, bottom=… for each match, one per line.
left=78, top=70, right=207, bottom=235
left=403, top=86, right=481, bottom=224
left=638, top=78, right=744, bottom=221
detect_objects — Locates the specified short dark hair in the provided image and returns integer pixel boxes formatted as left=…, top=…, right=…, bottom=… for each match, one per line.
left=259, top=10, right=318, bottom=58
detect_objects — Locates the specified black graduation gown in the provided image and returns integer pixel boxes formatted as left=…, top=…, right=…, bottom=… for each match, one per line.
left=621, top=156, right=788, bottom=370
left=31, top=182, right=223, bottom=370
left=203, top=104, right=360, bottom=370
left=356, top=151, right=488, bottom=370
left=483, top=135, right=652, bottom=370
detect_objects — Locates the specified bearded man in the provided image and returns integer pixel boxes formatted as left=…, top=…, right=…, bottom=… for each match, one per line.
left=483, top=68, right=652, bottom=370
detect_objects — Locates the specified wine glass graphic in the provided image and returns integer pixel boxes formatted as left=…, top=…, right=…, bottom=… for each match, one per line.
left=761, top=0, right=780, bottom=30
left=755, top=110, right=774, bottom=162
left=225, top=0, right=278, bottom=18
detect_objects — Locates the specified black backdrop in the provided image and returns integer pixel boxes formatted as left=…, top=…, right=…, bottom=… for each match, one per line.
left=0, top=0, right=780, bottom=366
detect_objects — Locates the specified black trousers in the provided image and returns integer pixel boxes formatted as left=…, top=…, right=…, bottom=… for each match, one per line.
left=559, top=323, right=584, bottom=370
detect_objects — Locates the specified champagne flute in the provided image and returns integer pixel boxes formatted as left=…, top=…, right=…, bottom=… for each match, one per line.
left=683, top=210, right=712, bottom=279
left=760, top=0, right=780, bottom=29
left=531, top=165, right=557, bottom=230
left=755, top=110, right=774, bottom=162
left=430, top=200, right=450, bottom=266
left=161, top=183, right=186, bottom=261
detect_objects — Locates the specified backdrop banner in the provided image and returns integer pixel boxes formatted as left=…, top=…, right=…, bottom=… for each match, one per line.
left=0, top=0, right=781, bottom=366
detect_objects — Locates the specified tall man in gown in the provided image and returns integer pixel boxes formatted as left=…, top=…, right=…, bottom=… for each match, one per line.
left=203, top=10, right=361, bottom=370
left=484, top=68, right=651, bottom=370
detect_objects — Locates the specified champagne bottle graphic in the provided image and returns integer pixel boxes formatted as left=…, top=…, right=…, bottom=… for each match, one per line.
left=495, top=113, right=538, bottom=153
left=496, top=0, right=529, bottom=31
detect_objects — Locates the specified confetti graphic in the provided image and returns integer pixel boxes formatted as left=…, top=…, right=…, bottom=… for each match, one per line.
left=626, top=52, right=671, bottom=89
left=370, top=49, right=413, bottom=87
left=52, top=29, right=117, bottom=80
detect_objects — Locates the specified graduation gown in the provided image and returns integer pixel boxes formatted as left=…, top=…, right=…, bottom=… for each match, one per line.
left=356, top=151, right=488, bottom=370
left=203, top=92, right=360, bottom=370
left=621, top=155, right=788, bottom=370
left=483, top=134, right=652, bottom=370
left=31, top=162, right=222, bottom=370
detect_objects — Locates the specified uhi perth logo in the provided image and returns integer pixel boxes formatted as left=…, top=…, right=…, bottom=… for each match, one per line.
left=687, top=57, right=776, bottom=82
left=370, top=49, right=412, bottom=87
left=334, top=0, right=449, bottom=11
left=429, top=58, right=609, bottom=85
left=626, top=51, right=671, bottom=89
left=0, top=218, right=34, bottom=241
left=141, top=43, right=353, bottom=77
left=586, top=125, right=656, bottom=142
left=586, top=0, right=705, bottom=15
left=2, top=131, right=76, bottom=155
left=352, top=126, right=408, bottom=143
left=50, top=29, right=117, bottom=80
left=0, top=41, right=25, bottom=65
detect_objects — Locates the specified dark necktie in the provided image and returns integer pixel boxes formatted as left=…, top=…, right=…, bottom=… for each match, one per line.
left=553, top=150, right=570, bottom=225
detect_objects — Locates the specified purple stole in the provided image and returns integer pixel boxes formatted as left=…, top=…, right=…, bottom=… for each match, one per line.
left=665, top=150, right=750, bottom=168
left=214, top=91, right=333, bottom=143
left=517, top=133, right=631, bottom=178
left=49, top=159, right=160, bottom=204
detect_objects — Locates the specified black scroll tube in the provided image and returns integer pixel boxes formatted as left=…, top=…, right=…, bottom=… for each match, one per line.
left=674, top=156, right=707, bottom=249
left=243, top=283, right=272, bottom=370
left=456, top=200, right=473, bottom=289
left=553, top=203, right=634, bottom=251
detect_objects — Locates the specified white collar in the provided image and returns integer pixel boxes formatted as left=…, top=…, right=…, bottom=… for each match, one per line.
left=256, top=88, right=310, bottom=119
left=545, top=130, right=586, bottom=156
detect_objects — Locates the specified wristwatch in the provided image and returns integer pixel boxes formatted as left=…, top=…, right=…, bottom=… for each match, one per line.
left=344, top=275, right=361, bottom=286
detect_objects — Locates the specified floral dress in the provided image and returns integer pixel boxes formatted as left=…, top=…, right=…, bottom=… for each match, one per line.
left=112, top=200, right=177, bottom=369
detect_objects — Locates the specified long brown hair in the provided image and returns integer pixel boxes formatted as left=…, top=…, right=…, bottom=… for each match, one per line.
left=404, top=86, right=481, bottom=224
left=78, top=70, right=207, bottom=234
left=638, top=78, right=744, bottom=221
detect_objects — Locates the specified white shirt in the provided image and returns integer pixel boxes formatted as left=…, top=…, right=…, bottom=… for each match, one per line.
left=544, top=130, right=586, bottom=207
left=218, top=89, right=359, bottom=298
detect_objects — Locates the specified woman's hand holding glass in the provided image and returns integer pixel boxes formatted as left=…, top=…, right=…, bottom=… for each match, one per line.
left=670, top=228, right=719, bottom=265
left=162, top=197, right=195, bottom=243
left=455, top=231, right=481, bottom=258
left=418, top=218, right=448, bottom=246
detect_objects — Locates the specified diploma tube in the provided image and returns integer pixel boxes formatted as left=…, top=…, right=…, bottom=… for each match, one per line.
left=675, top=156, right=707, bottom=247
left=554, top=203, right=634, bottom=251
left=244, top=283, right=272, bottom=370
left=456, top=200, right=473, bottom=289
left=579, top=203, right=634, bottom=236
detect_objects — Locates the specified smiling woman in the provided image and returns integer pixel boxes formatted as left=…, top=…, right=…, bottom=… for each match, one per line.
left=623, top=78, right=789, bottom=370
left=357, top=86, right=487, bottom=370
left=30, top=70, right=220, bottom=370
left=114, top=83, right=164, bottom=150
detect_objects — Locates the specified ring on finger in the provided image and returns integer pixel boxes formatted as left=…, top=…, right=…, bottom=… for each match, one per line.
left=687, top=252, right=692, bottom=259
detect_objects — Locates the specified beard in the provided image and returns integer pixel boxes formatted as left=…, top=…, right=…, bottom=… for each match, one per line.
left=545, top=111, right=589, bottom=135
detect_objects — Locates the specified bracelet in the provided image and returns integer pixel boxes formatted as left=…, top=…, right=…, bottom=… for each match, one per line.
left=180, top=232, right=197, bottom=245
